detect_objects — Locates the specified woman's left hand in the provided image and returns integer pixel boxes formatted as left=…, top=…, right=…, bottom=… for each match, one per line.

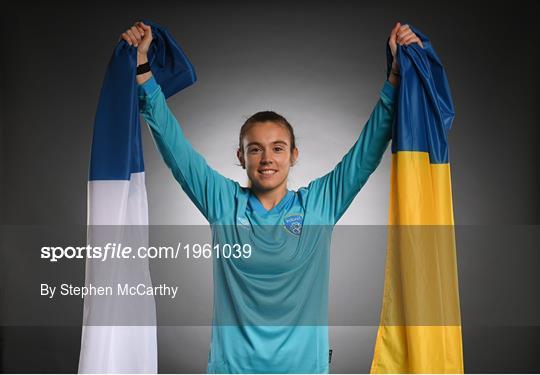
left=388, top=22, right=424, bottom=72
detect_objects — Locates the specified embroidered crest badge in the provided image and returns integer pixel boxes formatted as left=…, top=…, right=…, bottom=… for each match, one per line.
left=283, top=214, right=303, bottom=236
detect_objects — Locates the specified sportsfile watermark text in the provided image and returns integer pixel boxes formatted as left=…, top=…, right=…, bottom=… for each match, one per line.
left=40, top=242, right=252, bottom=262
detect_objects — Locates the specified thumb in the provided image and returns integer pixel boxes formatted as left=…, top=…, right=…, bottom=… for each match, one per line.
left=138, top=21, right=151, bottom=32
left=390, top=22, right=400, bottom=43
left=137, top=22, right=152, bottom=39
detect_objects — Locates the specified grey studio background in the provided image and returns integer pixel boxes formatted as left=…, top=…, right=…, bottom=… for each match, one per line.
left=1, top=0, right=539, bottom=373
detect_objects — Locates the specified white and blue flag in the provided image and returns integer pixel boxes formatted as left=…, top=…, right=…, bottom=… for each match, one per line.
left=79, top=21, right=196, bottom=373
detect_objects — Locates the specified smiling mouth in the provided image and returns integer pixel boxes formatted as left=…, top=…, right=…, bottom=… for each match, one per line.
left=258, top=169, right=277, bottom=176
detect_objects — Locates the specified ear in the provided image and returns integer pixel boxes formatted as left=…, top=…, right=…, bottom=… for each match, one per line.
left=237, top=148, right=246, bottom=169
left=290, top=147, right=299, bottom=166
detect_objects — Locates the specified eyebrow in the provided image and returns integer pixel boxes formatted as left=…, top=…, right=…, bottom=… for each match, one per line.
left=246, top=140, right=288, bottom=148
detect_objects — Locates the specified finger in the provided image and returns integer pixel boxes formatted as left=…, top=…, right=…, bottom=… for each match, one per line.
left=135, top=22, right=145, bottom=35
left=397, top=30, right=414, bottom=44
left=124, top=29, right=133, bottom=44
left=397, top=28, right=413, bottom=39
left=121, top=32, right=132, bottom=45
left=402, top=35, right=418, bottom=45
left=397, top=26, right=411, bottom=39
left=390, top=22, right=400, bottom=39
left=399, top=24, right=411, bottom=32
left=389, top=23, right=400, bottom=47
left=406, top=37, right=423, bottom=47
left=138, top=21, right=151, bottom=33
left=137, top=22, right=152, bottom=41
left=130, top=26, right=142, bottom=41
left=136, top=25, right=145, bottom=37
left=126, top=29, right=138, bottom=46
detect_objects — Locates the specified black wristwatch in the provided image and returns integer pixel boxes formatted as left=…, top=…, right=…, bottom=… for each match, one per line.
left=136, top=62, right=151, bottom=75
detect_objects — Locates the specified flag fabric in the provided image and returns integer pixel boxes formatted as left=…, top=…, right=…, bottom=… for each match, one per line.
left=79, top=21, right=196, bottom=373
left=370, top=25, right=464, bottom=373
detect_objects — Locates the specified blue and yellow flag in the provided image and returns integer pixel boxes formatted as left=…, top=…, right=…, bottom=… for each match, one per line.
left=370, top=25, right=464, bottom=373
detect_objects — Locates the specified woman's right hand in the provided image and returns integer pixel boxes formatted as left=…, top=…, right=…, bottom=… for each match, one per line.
left=121, top=22, right=154, bottom=83
left=120, top=21, right=153, bottom=56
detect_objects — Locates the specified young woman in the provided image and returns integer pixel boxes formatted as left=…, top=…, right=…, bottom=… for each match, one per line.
left=121, top=21, right=423, bottom=374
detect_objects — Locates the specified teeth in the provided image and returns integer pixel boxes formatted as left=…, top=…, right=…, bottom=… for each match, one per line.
left=260, top=170, right=276, bottom=175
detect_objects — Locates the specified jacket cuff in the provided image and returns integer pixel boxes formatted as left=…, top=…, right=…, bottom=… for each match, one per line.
left=138, top=76, right=159, bottom=97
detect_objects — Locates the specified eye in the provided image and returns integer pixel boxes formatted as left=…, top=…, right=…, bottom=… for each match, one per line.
left=274, top=146, right=284, bottom=152
left=248, top=147, right=261, bottom=153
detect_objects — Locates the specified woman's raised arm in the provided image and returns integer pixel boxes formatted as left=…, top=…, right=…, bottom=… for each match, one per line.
left=121, top=22, right=239, bottom=224
left=305, top=81, right=396, bottom=224
left=304, top=22, right=424, bottom=224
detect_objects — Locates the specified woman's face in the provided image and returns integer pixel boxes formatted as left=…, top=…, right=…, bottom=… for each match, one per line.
left=238, top=121, right=298, bottom=193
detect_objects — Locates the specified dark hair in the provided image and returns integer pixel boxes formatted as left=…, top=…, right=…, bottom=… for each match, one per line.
left=238, top=111, right=296, bottom=153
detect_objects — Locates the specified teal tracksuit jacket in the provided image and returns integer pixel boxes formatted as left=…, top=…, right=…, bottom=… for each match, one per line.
left=138, top=76, right=396, bottom=373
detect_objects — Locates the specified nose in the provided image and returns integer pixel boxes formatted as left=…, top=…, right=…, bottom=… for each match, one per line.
left=260, top=151, right=273, bottom=165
